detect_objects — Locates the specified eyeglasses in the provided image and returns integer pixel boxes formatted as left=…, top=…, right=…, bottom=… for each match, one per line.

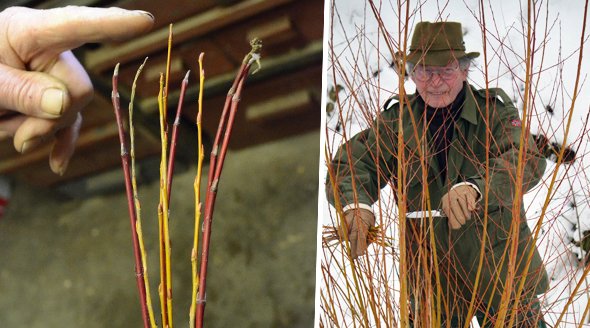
left=412, top=65, right=461, bottom=82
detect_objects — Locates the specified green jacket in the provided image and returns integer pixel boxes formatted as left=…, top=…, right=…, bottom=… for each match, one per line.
left=327, top=83, right=548, bottom=315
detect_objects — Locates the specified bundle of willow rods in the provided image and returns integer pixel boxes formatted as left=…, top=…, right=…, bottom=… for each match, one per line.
left=112, top=34, right=262, bottom=328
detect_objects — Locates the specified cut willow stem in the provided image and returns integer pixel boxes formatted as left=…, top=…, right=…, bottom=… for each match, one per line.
left=195, top=38, right=262, bottom=328
left=166, top=70, right=191, bottom=203
left=189, top=52, right=206, bottom=328
left=111, top=63, right=152, bottom=328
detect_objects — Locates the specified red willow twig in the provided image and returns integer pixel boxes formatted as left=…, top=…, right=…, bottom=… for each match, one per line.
left=195, top=38, right=262, bottom=328
left=167, top=71, right=191, bottom=202
left=111, top=64, right=152, bottom=328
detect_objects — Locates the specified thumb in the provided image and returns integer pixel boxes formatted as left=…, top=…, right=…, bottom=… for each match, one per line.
left=467, top=188, right=478, bottom=212
left=0, top=63, right=70, bottom=118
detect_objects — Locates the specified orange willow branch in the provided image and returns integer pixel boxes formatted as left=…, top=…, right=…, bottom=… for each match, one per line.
left=195, top=38, right=262, bottom=328
left=464, top=3, right=492, bottom=327
left=111, top=63, right=152, bottom=328
left=495, top=0, right=535, bottom=326
left=396, top=2, right=411, bottom=326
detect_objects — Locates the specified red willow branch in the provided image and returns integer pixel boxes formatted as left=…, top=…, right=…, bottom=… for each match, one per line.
left=111, top=64, right=152, bottom=328
left=167, top=71, right=191, bottom=202
left=195, top=38, right=262, bottom=328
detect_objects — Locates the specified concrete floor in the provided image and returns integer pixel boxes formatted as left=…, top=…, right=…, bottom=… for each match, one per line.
left=0, top=131, right=319, bottom=327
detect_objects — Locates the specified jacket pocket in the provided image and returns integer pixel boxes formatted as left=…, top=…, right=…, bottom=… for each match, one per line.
left=484, top=206, right=527, bottom=251
left=468, top=205, right=504, bottom=250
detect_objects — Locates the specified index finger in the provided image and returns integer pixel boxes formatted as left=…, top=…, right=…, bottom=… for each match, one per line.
left=6, top=6, right=154, bottom=57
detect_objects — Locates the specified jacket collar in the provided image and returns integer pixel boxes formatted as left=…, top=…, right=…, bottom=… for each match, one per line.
left=458, top=84, right=479, bottom=125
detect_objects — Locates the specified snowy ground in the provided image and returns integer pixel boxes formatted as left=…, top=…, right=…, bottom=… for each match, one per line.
left=318, top=0, right=590, bottom=326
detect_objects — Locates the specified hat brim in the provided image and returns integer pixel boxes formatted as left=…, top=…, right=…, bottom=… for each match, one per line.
left=406, top=50, right=480, bottom=66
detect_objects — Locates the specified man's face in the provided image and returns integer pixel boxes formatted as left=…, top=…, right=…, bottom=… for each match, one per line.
left=411, top=60, right=468, bottom=108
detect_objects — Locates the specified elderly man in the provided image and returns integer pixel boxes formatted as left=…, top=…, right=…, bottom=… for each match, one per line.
left=327, top=22, right=548, bottom=327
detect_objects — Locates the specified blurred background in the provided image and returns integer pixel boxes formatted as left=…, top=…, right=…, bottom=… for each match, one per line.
left=0, top=0, right=322, bottom=327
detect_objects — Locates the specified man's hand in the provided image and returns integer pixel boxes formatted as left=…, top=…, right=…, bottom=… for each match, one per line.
left=441, top=185, right=479, bottom=230
left=339, top=208, right=375, bottom=259
left=0, top=6, right=154, bottom=174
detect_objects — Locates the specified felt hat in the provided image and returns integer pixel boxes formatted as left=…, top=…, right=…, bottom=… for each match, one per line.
left=406, top=21, right=479, bottom=66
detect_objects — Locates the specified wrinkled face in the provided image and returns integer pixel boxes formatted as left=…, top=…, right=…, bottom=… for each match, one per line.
left=411, top=60, right=468, bottom=108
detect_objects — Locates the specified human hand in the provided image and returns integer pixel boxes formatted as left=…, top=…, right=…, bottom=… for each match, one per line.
left=0, top=6, right=154, bottom=174
left=441, top=185, right=479, bottom=230
left=339, top=208, right=375, bottom=259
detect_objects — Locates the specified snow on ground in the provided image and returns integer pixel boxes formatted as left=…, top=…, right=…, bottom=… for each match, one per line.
left=319, top=0, right=590, bottom=326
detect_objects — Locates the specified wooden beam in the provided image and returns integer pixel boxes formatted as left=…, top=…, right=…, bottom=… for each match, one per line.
left=245, top=89, right=314, bottom=122
left=246, top=16, right=296, bottom=46
left=84, top=0, right=294, bottom=72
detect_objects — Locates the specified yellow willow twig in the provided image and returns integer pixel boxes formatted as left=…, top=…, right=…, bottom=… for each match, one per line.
left=157, top=73, right=174, bottom=328
left=162, top=25, right=175, bottom=328
left=189, top=52, right=206, bottom=328
left=156, top=74, right=167, bottom=328
left=159, top=76, right=174, bottom=328
left=129, top=57, right=157, bottom=328
left=163, top=24, right=173, bottom=123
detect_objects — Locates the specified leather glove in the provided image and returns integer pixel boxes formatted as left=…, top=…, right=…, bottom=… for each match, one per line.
left=338, top=208, right=375, bottom=259
left=441, top=185, right=479, bottom=230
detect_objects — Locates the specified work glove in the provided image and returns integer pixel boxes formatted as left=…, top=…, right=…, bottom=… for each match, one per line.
left=441, top=185, right=479, bottom=230
left=338, top=208, right=375, bottom=259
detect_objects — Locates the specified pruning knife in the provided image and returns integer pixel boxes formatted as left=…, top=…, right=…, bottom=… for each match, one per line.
left=406, top=210, right=446, bottom=219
